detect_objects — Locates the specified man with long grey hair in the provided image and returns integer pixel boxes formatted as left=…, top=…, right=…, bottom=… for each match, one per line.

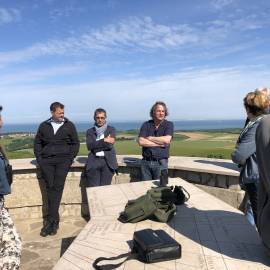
left=138, top=101, right=174, bottom=181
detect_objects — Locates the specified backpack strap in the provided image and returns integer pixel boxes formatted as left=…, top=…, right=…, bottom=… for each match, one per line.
left=173, top=186, right=190, bottom=205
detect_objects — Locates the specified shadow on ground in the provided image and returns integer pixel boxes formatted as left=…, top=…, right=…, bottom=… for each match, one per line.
left=60, top=236, right=77, bottom=257
left=168, top=204, right=270, bottom=267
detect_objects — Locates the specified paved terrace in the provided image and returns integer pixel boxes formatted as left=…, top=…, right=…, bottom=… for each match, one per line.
left=54, top=178, right=270, bottom=270
left=3, top=155, right=253, bottom=269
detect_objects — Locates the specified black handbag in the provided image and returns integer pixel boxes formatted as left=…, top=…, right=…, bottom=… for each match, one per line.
left=92, top=229, right=181, bottom=269
left=133, top=229, right=181, bottom=263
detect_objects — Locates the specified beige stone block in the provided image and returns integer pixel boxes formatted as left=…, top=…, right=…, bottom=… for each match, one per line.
left=200, top=240, right=222, bottom=258
left=145, top=260, right=176, bottom=269
left=195, top=184, right=244, bottom=209
left=205, top=256, right=228, bottom=270
left=224, top=258, right=270, bottom=270
left=173, top=169, right=187, bottom=179
left=216, top=174, right=228, bottom=188
left=176, top=252, right=208, bottom=270
left=124, top=260, right=144, bottom=269
left=186, top=172, right=201, bottom=183
left=228, top=176, right=241, bottom=190
left=201, top=172, right=216, bottom=186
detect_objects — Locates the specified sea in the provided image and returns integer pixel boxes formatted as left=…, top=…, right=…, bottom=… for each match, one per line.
left=2, top=119, right=245, bottom=133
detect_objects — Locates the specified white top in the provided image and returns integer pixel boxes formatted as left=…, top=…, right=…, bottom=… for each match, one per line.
left=51, top=121, right=64, bottom=135
left=95, top=133, right=105, bottom=156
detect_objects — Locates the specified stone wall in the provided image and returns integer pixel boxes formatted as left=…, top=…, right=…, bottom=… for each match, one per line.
left=5, top=155, right=243, bottom=220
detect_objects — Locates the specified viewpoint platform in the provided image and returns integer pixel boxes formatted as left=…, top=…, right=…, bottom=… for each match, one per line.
left=54, top=178, right=270, bottom=270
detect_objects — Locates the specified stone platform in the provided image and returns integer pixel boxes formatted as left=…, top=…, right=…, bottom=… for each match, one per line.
left=54, top=178, right=270, bottom=270
left=6, top=155, right=243, bottom=222
left=15, top=217, right=87, bottom=270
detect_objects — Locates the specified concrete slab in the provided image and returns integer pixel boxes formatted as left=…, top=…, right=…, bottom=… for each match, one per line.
left=54, top=178, right=270, bottom=269
left=10, top=155, right=240, bottom=176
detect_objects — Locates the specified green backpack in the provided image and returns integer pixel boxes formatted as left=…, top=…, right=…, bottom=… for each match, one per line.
left=148, top=186, right=190, bottom=205
left=153, top=202, right=177, bottom=223
left=147, top=186, right=177, bottom=202
left=118, top=186, right=190, bottom=223
left=118, top=193, right=157, bottom=223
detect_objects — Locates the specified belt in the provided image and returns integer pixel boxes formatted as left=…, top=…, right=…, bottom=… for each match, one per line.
left=143, top=157, right=161, bottom=162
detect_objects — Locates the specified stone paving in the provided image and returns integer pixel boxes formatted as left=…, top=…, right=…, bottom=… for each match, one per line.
left=55, top=178, right=270, bottom=270
left=13, top=216, right=87, bottom=270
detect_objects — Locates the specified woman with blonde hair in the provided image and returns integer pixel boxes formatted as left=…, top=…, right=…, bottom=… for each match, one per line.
left=232, top=90, right=269, bottom=226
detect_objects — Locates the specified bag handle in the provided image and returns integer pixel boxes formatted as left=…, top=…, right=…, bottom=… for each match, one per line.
left=92, top=251, right=137, bottom=270
left=181, top=186, right=190, bottom=202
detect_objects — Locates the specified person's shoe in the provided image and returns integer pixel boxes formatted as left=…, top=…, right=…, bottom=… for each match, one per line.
left=49, top=221, right=59, bottom=236
left=40, top=221, right=53, bottom=237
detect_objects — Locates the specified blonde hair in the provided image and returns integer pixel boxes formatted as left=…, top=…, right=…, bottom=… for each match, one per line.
left=255, top=87, right=270, bottom=96
left=244, top=90, right=269, bottom=116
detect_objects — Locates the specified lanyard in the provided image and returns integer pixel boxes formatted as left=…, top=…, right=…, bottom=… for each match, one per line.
left=239, top=115, right=264, bottom=140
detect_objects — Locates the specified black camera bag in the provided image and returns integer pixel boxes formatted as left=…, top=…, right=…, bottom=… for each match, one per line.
left=92, top=229, right=181, bottom=269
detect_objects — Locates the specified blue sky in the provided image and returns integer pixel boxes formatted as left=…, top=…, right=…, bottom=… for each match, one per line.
left=1, top=0, right=270, bottom=123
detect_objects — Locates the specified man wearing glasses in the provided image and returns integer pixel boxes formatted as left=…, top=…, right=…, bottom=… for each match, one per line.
left=138, top=101, right=174, bottom=181
left=84, top=108, right=118, bottom=187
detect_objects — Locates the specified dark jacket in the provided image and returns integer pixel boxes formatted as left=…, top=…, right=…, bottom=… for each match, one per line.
left=0, top=156, right=10, bottom=196
left=86, top=125, right=118, bottom=171
left=34, top=118, right=79, bottom=161
left=256, top=115, right=270, bottom=250
left=232, top=120, right=261, bottom=184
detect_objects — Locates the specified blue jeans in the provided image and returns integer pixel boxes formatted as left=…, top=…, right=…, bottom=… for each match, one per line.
left=244, top=182, right=258, bottom=227
left=0, top=157, right=10, bottom=195
left=141, top=159, right=168, bottom=181
left=245, top=200, right=255, bottom=226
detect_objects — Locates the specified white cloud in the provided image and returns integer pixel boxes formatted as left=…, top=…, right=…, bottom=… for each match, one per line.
left=0, top=15, right=268, bottom=67
left=2, top=65, right=270, bottom=122
left=0, top=17, right=200, bottom=66
left=0, top=64, right=86, bottom=86
left=210, top=0, right=236, bottom=9
left=0, top=8, right=20, bottom=25
left=49, top=5, right=85, bottom=21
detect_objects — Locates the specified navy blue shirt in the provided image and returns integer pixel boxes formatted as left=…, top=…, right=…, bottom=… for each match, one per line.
left=139, top=119, right=174, bottom=159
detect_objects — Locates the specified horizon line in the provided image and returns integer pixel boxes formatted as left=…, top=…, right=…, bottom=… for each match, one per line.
left=5, top=118, right=246, bottom=125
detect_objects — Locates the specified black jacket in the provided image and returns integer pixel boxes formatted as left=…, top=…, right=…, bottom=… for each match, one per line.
left=256, top=115, right=270, bottom=250
left=86, top=125, right=118, bottom=171
left=34, top=118, right=79, bottom=161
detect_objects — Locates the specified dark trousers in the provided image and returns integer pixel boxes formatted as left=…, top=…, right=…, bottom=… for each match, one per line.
left=85, top=157, right=113, bottom=187
left=244, top=182, right=258, bottom=227
left=141, top=159, right=168, bottom=181
left=39, top=158, right=71, bottom=223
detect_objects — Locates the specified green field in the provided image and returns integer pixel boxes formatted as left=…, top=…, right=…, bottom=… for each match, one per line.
left=1, top=130, right=239, bottom=159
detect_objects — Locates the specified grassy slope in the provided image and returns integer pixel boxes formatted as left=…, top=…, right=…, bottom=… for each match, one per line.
left=2, top=130, right=238, bottom=159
